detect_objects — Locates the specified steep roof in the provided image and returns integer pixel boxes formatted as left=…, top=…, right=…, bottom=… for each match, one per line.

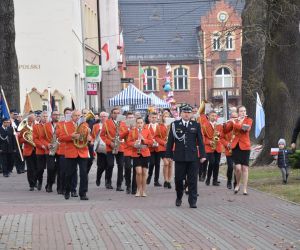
left=119, top=0, right=244, bottom=63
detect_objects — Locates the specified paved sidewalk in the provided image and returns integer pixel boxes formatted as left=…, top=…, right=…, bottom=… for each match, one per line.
left=0, top=165, right=300, bottom=249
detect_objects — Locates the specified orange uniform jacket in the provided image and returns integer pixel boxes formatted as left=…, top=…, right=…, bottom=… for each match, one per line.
left=202, top=121, right=224, bottom=154
left=55, top=121, right=65, bottom=156
left=220, top=124, right=235, bottom=157
left=18, top=130, right=34, bottom=157
left=43, top=122, right=56, bottom=147
left=154, top=123, right=168, bottom=152
left=227, top=117, right=253, bottom=150
left=100, top=119, right=128, bottom=153
left=127, top=127, right=153, bottom=157
left=146, top=123, right=159, bottom=153
left=58, top=121, right=89, bottom=158
left=33, top=123, right=48, bottom=155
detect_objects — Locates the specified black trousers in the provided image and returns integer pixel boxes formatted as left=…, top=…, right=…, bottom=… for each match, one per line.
left=87, top=144, right=94, bottom=174
left=226, top=156, right=234, bottom=183
left=106, top=152, right=124, bottom=187
left=206, top=152, right=221, bottom=183
left=65, top=157, right=88, bottom=197
left=25, top=152, right=37, bottom=188
left=36, top=155, right=46, bottom=184
left=175, top=161, right=198, bottom=205
left=59, top=156, right=77, bottom=193
left=46, top=155, right=59, bottom=188
left=199, top=159, right=208, bottom=179
left=124, top=156, right=137, bottom=191
left=96, top=153, right=108, bottom=182
left=148, top=151, right=161, bottom=183
left=1, top=152, right=14, bottom=175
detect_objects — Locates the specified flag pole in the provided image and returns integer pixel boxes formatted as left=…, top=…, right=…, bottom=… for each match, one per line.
left=138, top=60, right=141, bottom=90
left=0, top=86, right=24, bottom=162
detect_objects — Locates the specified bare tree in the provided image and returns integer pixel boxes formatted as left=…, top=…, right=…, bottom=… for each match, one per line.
left=242, top=0, right=300, bottom=165
left=0, top=0, right=20, bottom=111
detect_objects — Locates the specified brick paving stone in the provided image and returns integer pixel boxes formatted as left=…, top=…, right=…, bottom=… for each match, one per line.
left=0, top=165, right=300, bottom=249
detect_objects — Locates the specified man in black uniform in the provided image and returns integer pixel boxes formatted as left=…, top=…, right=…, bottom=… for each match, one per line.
left=0, top=118, right=16, bottom=177
left=166, top=105, right=206, bottom=208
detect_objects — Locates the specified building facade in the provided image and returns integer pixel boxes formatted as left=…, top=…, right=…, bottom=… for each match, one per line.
left=120, top=0, right=243, bottom=109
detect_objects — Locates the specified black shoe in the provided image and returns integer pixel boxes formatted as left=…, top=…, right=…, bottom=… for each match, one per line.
left=243, top=192, right=248, bottom=195
left=212, top=182, right=220, bottom=186
left=37, top=183, right=42, bottom=191
left=96, top=179, right=100, bottom=187
left=17, top=171, right=22, bottom=174
left=131, top=190, right=137, bottom=195
left=29, top=187, right=34, bottom=191
left=80, top=195, right=89, bottom=200
left=64, top=193, right=70, bottom=200
left=71, top=192, right=78, bottom=197
left=217, top=181, right=221, bottom=184
left=189, top=203, right=197, bottom=208
left=234, top=187, right=240, bottom=194
left=185, top=190, right=189, bottom=195
left=175, top=199, right=182, bottom=207
left=227, top=182, right=232, bottom=189
left=126, top=187, right=131, bottom=194
left=46, top=185, right=53, bottom=193
left=154, top=182, right=162, bottom=187
left=146, top=176, right=151, bottom=185
left=106, top=184, right=113, bottom=189
left=3, top=174, right=9, bottom=177
left=163, top=181, right=168, bottom=188
left=205, top=180, right=210, bottom=186
left=116, top=186, right=124, bottom=191
left=199, top=176, right=205, bottom=182
left=21, top=170, right=25, bottom=173
left=167, top=182, right=172, bottom=189
left=57, top=190, right=63, bottom=195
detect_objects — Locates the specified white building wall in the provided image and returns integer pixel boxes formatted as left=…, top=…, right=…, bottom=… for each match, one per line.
left=15, top=0, right=85, bottom=112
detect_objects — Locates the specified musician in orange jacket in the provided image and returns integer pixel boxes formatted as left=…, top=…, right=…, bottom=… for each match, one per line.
left=100, top=108, right=128, bottom=191
left=221, top=111, right=238, bottom=189
left=33, top=111, right=48, bottom=191
left=202, top=110, right=224, bottom=186
left=19, top=114, right=37, bottom=191
left=227, top=106, right=253, bottom=195
left=127, top=117, right=153, bottom=197
left=58, top=110, right=91, bottom=200
left=123, top=112, right=137, bottom=194
left=146, top=112, right=161, bottom=187
left=92, top=111, right=109, bottom=188
left=154, top=110, right=173, bottom=189
left=42, top=110, right=60, bottom=193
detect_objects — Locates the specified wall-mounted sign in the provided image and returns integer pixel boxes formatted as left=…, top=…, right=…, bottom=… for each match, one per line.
left=87, top=83, right=98, bottom=95
left=121, top=78, right=134, bottom=83
left=86, top=65, right=101, bottom=82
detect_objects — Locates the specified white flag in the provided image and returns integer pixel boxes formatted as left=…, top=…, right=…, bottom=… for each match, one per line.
left=255, top=92, right=265, bottom=138
left=198, top=63, right=203, bottom=80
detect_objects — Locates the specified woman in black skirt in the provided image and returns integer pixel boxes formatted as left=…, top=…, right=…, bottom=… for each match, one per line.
left=127, top=117, right=153, bottom=197
left=229, top=106, right=253, bottom=195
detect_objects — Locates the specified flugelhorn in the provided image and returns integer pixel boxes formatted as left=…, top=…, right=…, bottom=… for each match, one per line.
left=17, top=117, right=36, bottom=147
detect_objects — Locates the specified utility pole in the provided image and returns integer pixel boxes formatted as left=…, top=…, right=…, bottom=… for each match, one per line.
left=80, top=0, right=87, bottom=109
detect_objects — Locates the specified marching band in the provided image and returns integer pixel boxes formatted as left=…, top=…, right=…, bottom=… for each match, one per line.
left=0, top=102, right=253, bottom=207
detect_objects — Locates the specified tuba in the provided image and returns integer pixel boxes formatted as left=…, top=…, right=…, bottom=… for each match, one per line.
left=73, top=117, right=90, bottom=148
left=17, top=118, right=36, bottom=147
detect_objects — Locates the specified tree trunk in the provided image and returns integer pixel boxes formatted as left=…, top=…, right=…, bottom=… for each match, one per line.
left=0, top=0, right=20, bottom=111
left=241, top=0, right=268, bottom=140
left=242, top=0, right=300, bottom=165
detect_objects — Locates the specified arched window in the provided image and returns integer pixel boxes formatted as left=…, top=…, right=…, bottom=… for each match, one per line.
left=214, top=67, right=233, bottom=88
left=174, top=67, right=188, bottom=90
left=144, top=68, right=157, bottom=91
left=226, top=32, right=233, bottom=50
left=212, top=33, right=221, bottom=51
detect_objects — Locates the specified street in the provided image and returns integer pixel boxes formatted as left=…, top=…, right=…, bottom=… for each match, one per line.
left=0, top=165, right=300, bottom=249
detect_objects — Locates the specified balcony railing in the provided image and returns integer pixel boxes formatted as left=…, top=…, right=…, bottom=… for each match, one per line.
left=211, top=87, right=240, bottom=99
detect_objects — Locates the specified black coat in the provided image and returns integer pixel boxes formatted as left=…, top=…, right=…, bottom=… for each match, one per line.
left=0, top=126, right=16, bottom=153
left=277, top=149, right=293, bottom=168
left=166, top=119, right=206, bottom=162
left=291, top=116, right=300, bottom=144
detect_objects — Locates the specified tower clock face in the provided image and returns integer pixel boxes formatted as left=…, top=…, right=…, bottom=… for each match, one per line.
left=218, top=12, right=228, bottom=22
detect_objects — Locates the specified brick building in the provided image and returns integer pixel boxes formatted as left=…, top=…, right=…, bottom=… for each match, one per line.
left=119, top=0, right=244, bottom=108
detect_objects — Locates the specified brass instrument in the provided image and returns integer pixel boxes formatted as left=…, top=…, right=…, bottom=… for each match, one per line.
left=49, top=125, right=59, bottom=156
left=85, top=110, right=95, bottom=121
left=135, top=128, right=146, bottom=154
left=17, top=118, right=36, bottom=147
left=211, top=128, right=220, bottom=151
left=198, top=100, right=209, bottom=114
left=73, top=117, right=90, bottom=148
left=112, top=115, right=126, bottom=154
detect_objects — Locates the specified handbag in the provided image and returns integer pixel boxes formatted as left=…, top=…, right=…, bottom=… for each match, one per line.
left=93, top=129, right=107, bottom=154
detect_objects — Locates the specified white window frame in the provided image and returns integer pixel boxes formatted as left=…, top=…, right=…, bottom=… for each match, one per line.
left=144, top=68, right=157, bottom=91
left=212, top=33, right=221, bottom=51
left=225, top=32, right=234, bottom=50
left=174, top=67, right=188, bottom=90
left=214, top=67, right=233, bottom=88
